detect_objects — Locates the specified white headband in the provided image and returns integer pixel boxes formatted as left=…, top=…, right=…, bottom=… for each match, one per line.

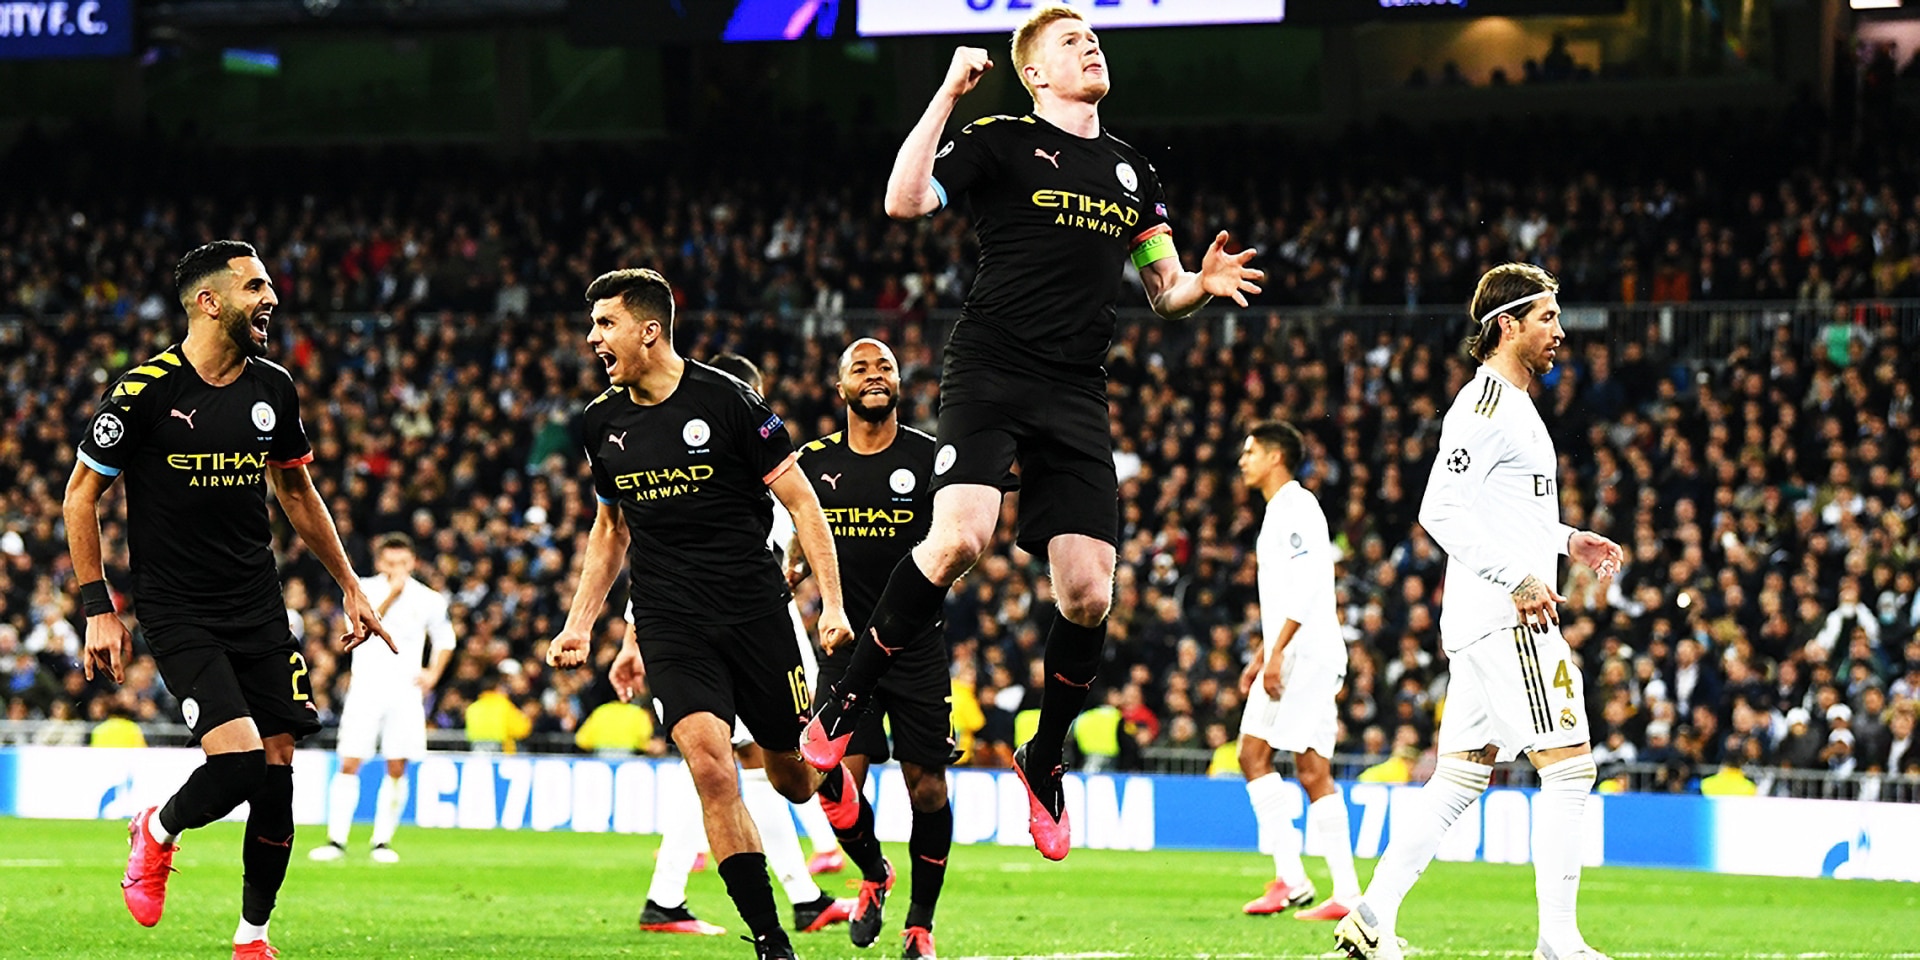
left=1477, top=290, right=1553, bottom=328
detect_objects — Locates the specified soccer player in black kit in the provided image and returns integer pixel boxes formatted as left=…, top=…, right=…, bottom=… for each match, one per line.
left=63, top=240, right=392, bottom=960
left=548, top=268, right=883, bottom=960
left=788, top=338, right=950, bottom=959
left=802, top=3, right=1264, bottom=861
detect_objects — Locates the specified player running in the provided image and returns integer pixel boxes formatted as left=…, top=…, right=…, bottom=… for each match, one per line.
left=1333, top=264, right=1624, bottom=960
left=803, top=2, right=1264, bottom=862
left=628, top=354, right=852, bottom=941
left=1233, top=421, right=1359, bottom=921
left=790, top=339, right=951, bottom=958
left=310, top=533, right=455, bottom=864
left=65, top=240, right=392, bottom=959
left=549, top=268, right=881, bottom=960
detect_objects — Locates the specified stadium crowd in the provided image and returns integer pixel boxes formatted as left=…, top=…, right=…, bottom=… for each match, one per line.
left=2, top=114, right=1919, bottom=795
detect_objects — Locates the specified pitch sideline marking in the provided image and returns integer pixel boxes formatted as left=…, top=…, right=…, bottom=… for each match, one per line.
left=949, top=953, right=1920, bottom=959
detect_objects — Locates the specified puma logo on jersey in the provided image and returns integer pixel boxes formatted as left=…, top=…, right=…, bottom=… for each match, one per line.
left=1034, top=148, right=1061, bottom=168
left=608, top=431, right=628, bottom=451
left=169, top=408, right=197, bottom=430
left=821, top=472, right=842, bottom=490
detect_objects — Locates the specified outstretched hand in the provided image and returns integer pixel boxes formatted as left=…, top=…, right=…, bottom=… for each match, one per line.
left=1198, top=232, right=1264, bottom=307
left=1570, top=531, right=1624, bottom=581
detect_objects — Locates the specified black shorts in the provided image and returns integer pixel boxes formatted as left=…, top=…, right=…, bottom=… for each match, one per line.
left=147, top=619, right=320, bottom=744
left=815, top=627, right=954, bottom=767
left=633, top=608, right=810, bottom=752
left=931, top=359, right=1118, bottom=556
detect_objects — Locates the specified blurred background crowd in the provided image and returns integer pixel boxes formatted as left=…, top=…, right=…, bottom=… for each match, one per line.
left=2, top=105, right=1918, bottom=799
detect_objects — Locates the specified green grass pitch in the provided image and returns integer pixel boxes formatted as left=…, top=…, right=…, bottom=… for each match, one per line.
left=0, top=819, right=1913, bottom=958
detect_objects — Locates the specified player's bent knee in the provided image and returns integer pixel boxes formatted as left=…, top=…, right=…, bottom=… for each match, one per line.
left=1057, top=589, right=1112, bottom=627
left=903, top=767, right=948, bottom=811
left=920, top=531, right=987, bottom=583
left=760, top=757, right=816, bottom=804
left=686, top=757, right=743, bottom=802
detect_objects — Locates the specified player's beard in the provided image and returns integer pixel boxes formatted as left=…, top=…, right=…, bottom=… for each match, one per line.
left=1530, top=340, right=1558, bottom=375
left=223, top=304, right=268, bottom=358
left=847, top=388, right=898, bottom=424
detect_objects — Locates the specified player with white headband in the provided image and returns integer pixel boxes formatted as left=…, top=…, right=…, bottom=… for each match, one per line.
left=1335, top=262, right=1623, bottom=960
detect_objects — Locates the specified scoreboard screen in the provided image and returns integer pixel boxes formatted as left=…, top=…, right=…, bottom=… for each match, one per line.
left=0, top=0, right=131, bottom=60
left=857, top=0, right=1286, bottom=37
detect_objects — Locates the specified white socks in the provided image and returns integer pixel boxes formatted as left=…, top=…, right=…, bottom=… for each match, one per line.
left=1533, top=754, right=1597, bottom=956
left=150, top=807, right=180, bottom=846
left=234, top=919, right=269, bottom=945
left=795, top=793, right=838, bottom=856
left=646, top=762, right=707, bottom=908
left=371, top=774, right=408, bottom=847
left=1307, top=791, right=1361, bottom=903
left=1246, top=773, right=1308, bottom=889
left=325, top=772, right=360, bottom=847
left=1361, top=756, right=1491, bottom=935
left=740, top=766, right=823, bottom=905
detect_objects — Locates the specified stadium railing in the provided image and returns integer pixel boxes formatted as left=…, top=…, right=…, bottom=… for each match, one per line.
left=6, top=298, right=1919, bottom=364
left=1130, top=744, right=1920, bottom=802
left=6, top=721, right=1914, bottom=802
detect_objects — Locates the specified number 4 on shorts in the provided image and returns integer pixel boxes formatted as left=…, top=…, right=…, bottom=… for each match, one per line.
left=1552, top=660, right=1574, bottom=699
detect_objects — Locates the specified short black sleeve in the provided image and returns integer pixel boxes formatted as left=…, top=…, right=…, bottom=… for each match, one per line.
left=76, top=383, right=148, bottom=478
left=728, top=386, right=796, bottom=486
left=263, top=364, right=313, bottom=467
left=930, top=117, right=1003, bottom=210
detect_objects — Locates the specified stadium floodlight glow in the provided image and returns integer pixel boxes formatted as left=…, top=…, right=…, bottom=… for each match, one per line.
left=857, top=0, right=1285, bottom=37
left=303, top=0, right=339, bottom=15
left=1850, top=0, right=1902, bottom=8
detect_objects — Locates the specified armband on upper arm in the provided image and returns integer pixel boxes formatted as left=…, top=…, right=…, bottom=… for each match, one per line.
left=1130, top=225, right=1175, bottom=269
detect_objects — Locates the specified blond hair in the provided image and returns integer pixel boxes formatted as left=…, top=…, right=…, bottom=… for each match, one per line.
left=1465, top=262, right=1559, bottom=361
left=1011, top=4, right=1087, bottom=101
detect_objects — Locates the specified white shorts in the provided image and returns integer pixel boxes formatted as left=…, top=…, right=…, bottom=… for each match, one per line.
left=1239, top=655, right=1343, bottom=758
left=1436, top=624, right=1591, bottom=762
left=336, top=690, right=429, bottom=761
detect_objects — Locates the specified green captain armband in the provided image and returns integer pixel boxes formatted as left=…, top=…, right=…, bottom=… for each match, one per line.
left=1130, top=230, right=1175, bottom=269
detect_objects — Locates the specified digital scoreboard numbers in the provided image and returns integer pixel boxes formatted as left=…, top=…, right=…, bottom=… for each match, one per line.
left=857, top=0, right=1286, bottom=37
left=0, top=0, right=130, bottom=60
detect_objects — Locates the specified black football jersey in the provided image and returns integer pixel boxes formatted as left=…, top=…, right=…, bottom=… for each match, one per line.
left=796, top=426, right=939, bottom=634
left=931, top=112, right=1174, bottom=374
left=75, top=345, right=314, bottom=631
left=582, top=361, right=796, bottom=624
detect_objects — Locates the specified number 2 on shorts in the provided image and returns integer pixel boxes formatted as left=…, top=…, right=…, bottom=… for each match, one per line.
left=290, top=652, right=311, bottom=701
left=786, top=665, right=810, bottom=714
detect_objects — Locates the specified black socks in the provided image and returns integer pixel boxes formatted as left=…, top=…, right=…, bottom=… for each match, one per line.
left=717, top=852, right=784, bottom=940
left=1026, top=616, right=1107, bottom=774
left=905, top=801, right=953, bottom=929
left=159, top=749, right=267, bottom=836
left=241, top=764, right=294, bottom=926
left=835, top=557, right=948, bottom=700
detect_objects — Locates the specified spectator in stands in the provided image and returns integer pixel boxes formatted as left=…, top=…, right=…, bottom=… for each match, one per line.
left=1885, top=703, right=1918, bottom=774
left=573, top=695, right=656, bottom=757
left=1698, top=735, right=1758, bottom=796
left=465, top=672, right=531, bottom=754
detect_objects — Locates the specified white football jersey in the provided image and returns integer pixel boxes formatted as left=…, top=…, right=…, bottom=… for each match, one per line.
left=350, top=575, right=456, bottom=693
left=1421, top=367, right=1575, bottom=653
left=1255, top=480, right=1345, bottom=670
